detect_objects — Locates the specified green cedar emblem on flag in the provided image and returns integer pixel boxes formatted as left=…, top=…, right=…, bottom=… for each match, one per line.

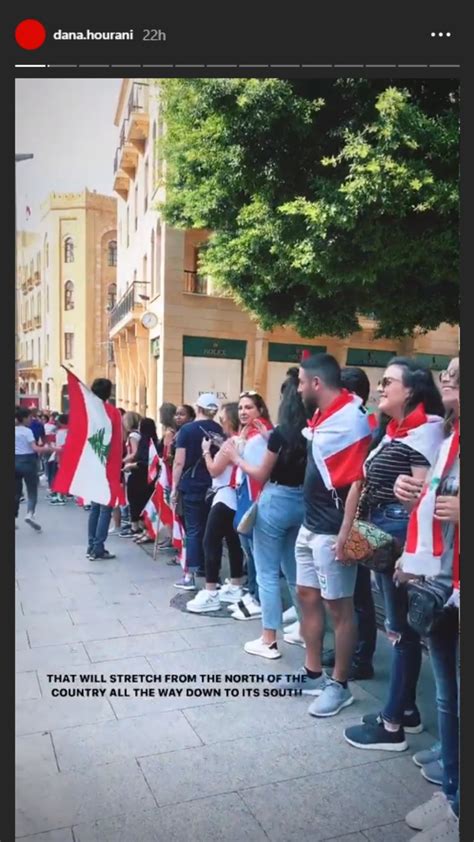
left=88, top=428, right=111, bottom=465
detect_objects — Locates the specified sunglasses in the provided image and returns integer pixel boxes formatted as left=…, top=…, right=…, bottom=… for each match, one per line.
left=439, top=370, right=459, bottom=385
left=378, top=376, right=402, bottom=389
left=239, top=390, right=259, bottom=398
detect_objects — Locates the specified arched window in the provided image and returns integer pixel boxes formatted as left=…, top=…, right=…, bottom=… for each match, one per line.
left=64, top=237, right=74, bottom=263
left=108, top=240, right=117, bottom=267
left=107, top=283, right=117, bottom=310
left=64, top=280, right=74, bottom=311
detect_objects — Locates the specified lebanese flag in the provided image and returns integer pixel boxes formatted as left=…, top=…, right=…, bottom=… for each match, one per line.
left=142, top=493, right=160, bottom=539
left=399, top=423, right=459, bottom=579
left=153, top=461, right=174, bottom=528
left=148, top=440, right=159, bottom=484
left=302, top=389, right=372, bottom=491
left=366, top=403, right=445, bottom=469
left=172, top=514, right=187, bottom=571
left=53, top=369, right=124, bottom=506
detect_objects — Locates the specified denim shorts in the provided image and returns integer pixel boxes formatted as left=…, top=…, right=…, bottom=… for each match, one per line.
left=295, top=526, right=357, bottom=600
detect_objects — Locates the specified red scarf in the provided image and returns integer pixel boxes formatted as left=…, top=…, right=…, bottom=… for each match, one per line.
left=386, top=403, right=427, bottom=439
left=307, top=389, right=353, bottom=430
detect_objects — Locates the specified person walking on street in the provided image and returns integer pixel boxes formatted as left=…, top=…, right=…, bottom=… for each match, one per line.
left=15, top=408, right=51, bottom=532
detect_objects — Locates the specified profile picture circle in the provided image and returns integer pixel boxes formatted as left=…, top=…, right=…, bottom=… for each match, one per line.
left=15, top=19, right=46, bottom=50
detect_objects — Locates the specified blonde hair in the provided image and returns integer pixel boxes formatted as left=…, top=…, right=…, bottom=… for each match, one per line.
left=123, top=411, right=141, bottom=433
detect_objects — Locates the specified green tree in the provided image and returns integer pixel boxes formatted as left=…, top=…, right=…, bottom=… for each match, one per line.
left=157, top=78, right=459, bottom=338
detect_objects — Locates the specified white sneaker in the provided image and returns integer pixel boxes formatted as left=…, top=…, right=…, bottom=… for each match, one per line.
left=244, top=637, right=281, bottom=660
left=186, top=589, right=221, bottom=613
left=232, top=594, right=262, bottom=620
left=218, top=580, right=244, bottom=604
left=406, top=793, right=452, bottom=832
left=283, top=623, right=306, bottom=648
left=283, top=620, right=299, bottom=634
left=409, top=810, right=458, bottom=842
left=282, top=606, right=298, bottom=624
left=24, top=515, right=42, bottom=532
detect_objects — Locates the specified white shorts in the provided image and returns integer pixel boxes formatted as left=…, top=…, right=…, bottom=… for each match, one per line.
left=295, top=526, right=357, bottom=600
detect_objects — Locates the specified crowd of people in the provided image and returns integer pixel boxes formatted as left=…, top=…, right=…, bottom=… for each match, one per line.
left=15, top=352, right=460, bottom=840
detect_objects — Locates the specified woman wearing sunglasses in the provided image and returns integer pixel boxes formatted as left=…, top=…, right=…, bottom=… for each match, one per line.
left=221, top=391, right=273, bottom=620
left=344, top=357, right=444, bottom=752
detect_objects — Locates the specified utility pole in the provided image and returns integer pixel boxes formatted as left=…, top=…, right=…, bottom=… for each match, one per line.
left=15, top=154, right=34, bottom=402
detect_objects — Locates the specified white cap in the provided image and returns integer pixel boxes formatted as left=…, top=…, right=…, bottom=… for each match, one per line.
left=196, top=392, right=219, bottom=411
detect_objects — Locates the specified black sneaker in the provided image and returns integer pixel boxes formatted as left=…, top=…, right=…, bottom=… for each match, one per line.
left=89, top=550, right=116, bottom=560
left=344, top=721, right=408, bottom=752
left=362, top=709, right=423, bottom=734
left=348, top=661, right=375, bottom=681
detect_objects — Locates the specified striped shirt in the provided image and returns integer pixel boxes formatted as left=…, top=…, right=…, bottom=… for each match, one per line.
left=364, top=440, right=430, bottom=509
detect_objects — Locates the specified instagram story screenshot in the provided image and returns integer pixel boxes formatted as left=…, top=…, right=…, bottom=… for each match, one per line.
left=5, top=6, right=468, bottom=842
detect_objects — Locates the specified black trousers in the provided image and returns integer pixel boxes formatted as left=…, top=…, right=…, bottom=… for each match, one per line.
left=353, top=564, right=377, bottom=665
left=127, top=464, right=154, bottom=522
left=203, top=502, right=244, bottom=583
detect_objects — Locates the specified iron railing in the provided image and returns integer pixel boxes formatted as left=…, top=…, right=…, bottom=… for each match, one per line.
left=127, top=82, right=149, bottom=119
left=109, top=281, right=149, bottom=329
left=184, top=270, right=208, bottom=295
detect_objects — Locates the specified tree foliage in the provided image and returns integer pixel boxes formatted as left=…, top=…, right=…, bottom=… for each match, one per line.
left=157, top=78, right=459, bottom=338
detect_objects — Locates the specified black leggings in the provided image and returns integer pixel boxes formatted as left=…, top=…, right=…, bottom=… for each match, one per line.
left=127, top=464, right=154, bottom=522
left=203, top=502, right=244, bottom=584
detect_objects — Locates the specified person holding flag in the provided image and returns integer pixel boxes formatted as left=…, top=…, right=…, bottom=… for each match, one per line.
left=122, top=417, right=159, bottom=541
left=53, top=374, right=124, bottom=560
left=276, top=353, right=373, bottom=717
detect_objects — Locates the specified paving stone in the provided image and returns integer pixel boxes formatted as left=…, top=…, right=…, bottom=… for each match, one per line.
left=16, top=732, right=58, bottom=777
left=16, top=696, right=115, bottom=736
left=16, top=759, right=156, bottom=837
left=73, top=793, right=268, bottom=842
left=84, top=631, right=191, bottom=662
left=17, top=829, right=75, bottom=842
left=27, top=619, right=128, bottom=648
left=118, top=611, right=235, bottom=636
left=52, top=709, right=202, bottom=771
left=16, top=643, right=91, bottom=673
left=16, top=671, right=42, bottom=701
left=362, top=821, right=414, bottom=842
left=36, top=656, right=154, bottom=696
left=16, top=630, right=30, bottom=651
left=139, top=722, right=400, bottom=807
left=379, top=755, right=435, bottom=802
left=239, top=762, right=426, bottom=841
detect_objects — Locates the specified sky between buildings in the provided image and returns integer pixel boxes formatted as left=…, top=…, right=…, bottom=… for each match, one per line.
left=15, top=78, right=122, bottom=229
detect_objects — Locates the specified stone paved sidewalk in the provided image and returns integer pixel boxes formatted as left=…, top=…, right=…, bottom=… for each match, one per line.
left=15, top=492, right=438, bottom=841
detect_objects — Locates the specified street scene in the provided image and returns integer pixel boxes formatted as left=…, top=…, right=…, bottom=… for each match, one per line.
left=15, top=77, right=459, bottom=841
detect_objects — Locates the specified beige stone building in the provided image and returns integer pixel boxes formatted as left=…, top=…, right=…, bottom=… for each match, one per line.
left=16, top=190, right=117, bottom=411
left=110, top=79, right=459, bottom=421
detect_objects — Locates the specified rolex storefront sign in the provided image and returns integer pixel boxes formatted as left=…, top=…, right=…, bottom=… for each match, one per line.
left=182, top=336, right=247, bottom=406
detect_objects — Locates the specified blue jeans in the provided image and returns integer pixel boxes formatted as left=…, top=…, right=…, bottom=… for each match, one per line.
left=429, top=608, right=459, bottom=815
left=234, top=481, right=259, bottom=601
left=182, top=494, right=209, bottom=572
left=87, top=503, right=113, bottom=556
left=253, top=483, right=304, bottom=630
left=370, top=504, right=422, bottom=724
left=15, top=454, right=39, bottom=517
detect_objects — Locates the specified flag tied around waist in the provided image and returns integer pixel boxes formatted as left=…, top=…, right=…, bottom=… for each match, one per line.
left=53, top=369, right=124, bottom=506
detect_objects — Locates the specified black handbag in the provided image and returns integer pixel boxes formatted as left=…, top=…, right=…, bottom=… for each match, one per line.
left=407, top=579, right=453, bottom=637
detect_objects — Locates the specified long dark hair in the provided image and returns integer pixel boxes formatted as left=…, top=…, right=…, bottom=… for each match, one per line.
left=389, top=357, right=444, bottom=418
left=137, top=417, right=159, bottom=464
left=275, top=380, right=308, bottom=478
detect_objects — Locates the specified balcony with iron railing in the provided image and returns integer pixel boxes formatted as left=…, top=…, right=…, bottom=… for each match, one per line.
left=126, top=82, right=149, bottom=143
left=109, top=281, right=150, bottom=333
left=183, top=270, right=232, bottom=298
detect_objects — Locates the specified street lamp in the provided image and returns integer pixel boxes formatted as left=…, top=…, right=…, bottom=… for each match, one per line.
left=15, top=153, right=34, bottom=401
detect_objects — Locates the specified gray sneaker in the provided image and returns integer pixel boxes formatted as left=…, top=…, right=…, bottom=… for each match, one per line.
left=308, top=680, right=354, bottom=717
left=273, top=667, right=330, bottom=696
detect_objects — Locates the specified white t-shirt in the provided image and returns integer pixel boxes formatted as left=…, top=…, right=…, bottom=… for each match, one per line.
left=15, top=426, right=36, bottom=455
left=211, top=463, right=237, bottom=511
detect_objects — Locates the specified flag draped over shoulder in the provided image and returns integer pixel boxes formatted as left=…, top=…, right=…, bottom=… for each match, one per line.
left=302, top=389, right=372, bottom=491
left=148, top=440, right=159, bottom=484
left=53, top=369, right=124, bottom=506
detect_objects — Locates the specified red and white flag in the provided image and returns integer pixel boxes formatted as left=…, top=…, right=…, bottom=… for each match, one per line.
left=366, top=404, right=445, bottom=469
left=148, top=440, right=159, bottom=484
left=153, top=461, right=174, bottom=528
left=53, top=369, right=124, bottom=506
left=399, top=423, right=459, bottom=578
left=142, top=492, right=160, bottom=539
left=172, top=514, right=187, bottom=571
left=302, top=389, right=372, bottom=491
